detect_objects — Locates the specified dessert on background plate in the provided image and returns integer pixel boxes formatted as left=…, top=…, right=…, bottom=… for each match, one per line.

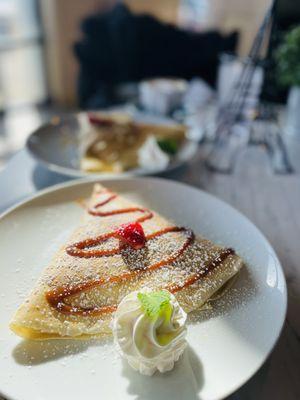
left=10, top=183, right=243, bottom=340
left=79, top=112, right=187, bottom=173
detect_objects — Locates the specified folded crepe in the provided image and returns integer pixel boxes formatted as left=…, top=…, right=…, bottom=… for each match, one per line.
left=10, top=183, right=243, bottom=340
left=79, top=112, right=186, bottom=173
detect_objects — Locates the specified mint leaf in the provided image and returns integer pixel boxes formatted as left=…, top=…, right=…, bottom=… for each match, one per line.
left=157, top=138, right=179, bottom=155
left=137, top=290, right=171, bottom=319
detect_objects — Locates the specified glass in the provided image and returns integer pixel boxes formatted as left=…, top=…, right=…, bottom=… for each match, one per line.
left=206, top=53, right=293, bottom=174
left=217, top=53, right=264, bottom=118
left=205, top=54, right=263, bottom=173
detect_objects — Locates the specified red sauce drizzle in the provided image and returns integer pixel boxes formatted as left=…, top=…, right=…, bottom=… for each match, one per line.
left=46, top=189, right=235, bottom=316
left=167, top=248, right=235, bottom=293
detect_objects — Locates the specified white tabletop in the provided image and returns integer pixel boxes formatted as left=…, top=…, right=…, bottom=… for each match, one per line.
left=1, top=146, right=300, bottom=400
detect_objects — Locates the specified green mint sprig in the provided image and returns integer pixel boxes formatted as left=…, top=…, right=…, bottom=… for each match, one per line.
left=137, top=290, right=171, bottom=319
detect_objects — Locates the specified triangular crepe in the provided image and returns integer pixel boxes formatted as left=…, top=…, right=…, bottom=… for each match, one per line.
left=10, top=183, right=243, bottom=340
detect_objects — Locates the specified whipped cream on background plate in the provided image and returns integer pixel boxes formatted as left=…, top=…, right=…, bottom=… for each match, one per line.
left=112, top=290, right=187, bottom=376
left=137, top=136, right=170, bottom=171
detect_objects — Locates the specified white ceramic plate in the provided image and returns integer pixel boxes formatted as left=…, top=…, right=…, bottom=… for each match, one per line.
left=0, top=178, right=287, bottom=400
left=26, top=111, right=198, bottom=177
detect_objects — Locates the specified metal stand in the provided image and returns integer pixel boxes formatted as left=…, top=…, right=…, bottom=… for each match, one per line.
left=206, top=0, right=293, bottom=174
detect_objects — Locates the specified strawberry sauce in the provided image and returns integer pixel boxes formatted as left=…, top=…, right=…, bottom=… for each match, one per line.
left=46, top=189, right=235, bottom=316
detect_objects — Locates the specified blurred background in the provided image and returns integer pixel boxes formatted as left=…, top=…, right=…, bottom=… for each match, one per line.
left=0, top=0, right=299, bottom=169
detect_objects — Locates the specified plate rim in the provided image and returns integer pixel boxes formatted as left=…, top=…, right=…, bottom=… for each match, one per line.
left=0, top=176, right=287, bottom=400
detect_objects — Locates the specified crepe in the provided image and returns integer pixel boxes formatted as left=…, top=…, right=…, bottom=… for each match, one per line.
left=79, top=112, right=186, bottom=173
left=10, top=183, right=243, bottom=340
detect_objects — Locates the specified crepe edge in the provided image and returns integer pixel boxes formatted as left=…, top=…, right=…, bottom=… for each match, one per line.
left=9, top=256, right=243, bottom=340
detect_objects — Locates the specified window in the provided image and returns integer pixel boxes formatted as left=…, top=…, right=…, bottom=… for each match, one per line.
left=0, top=0, right=47, bottom=109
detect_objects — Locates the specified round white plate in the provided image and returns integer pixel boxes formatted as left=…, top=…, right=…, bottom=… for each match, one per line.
left=0, top=178, right=286, bottom=400
left=26, top=111, right=198, bottom=177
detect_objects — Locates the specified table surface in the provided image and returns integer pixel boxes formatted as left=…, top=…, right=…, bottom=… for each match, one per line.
left=1, top=146, right=300, bottom=400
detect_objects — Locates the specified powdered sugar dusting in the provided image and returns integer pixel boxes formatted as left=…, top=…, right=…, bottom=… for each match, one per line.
left=11, top=183, right=244, bottom=339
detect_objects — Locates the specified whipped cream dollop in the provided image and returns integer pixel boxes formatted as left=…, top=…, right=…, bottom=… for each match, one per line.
left=138, top=135, right=170, bottom=171
left=112, top=290, right=187, bottom=375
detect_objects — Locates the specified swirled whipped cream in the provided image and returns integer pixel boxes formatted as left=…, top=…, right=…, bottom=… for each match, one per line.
left=138, top=135, right=170, bottom=170
left=112, top=289, right=187, bottom=375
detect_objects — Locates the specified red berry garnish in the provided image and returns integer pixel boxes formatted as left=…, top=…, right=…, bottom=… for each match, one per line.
left=88, top=114, right=114, bottom=127
left=115, top=222, right=146, bottom=250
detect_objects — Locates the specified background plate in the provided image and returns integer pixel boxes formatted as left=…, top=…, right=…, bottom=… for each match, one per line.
left=0, top=177, right=287, bottom=400
left=26, top=112, right=198, bottom=177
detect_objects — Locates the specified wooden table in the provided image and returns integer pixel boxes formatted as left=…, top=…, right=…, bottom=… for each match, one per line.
left=1, top=144, right=299, bottom=400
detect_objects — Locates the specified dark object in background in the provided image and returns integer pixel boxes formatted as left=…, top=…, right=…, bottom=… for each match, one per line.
left=74, top=4, right=238, bottom=109
left=261, top=0, right=300, bottom=103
